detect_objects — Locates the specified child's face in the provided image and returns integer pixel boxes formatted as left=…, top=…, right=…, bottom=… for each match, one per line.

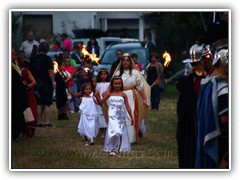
left=92, top=79, right=97, bottom=87
left=84, top=86, right=92, bottom=96
left=100, top=71, right=108, bottom=81
left=113, top=79, right=122, bottom=91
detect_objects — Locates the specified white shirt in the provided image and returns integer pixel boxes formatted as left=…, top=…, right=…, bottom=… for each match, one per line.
left=19, top=40, right=39, bottom=59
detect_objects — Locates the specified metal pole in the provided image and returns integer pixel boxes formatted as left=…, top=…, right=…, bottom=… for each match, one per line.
left=213, top=12, right=216, bottom=23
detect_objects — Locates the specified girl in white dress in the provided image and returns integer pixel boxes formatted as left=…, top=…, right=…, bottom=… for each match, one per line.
left=95, top=76, right=134, bottom=156
left=95, top=68, right=110, bottom=138
left=78, top=83, right=99, bottom=146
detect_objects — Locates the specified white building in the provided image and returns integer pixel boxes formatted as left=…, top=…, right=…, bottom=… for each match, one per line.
left=12, top=10, right=157, bottom=44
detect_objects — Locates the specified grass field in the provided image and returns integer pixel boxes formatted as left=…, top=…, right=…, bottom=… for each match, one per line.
left=11, top=83, right=179, bottom=170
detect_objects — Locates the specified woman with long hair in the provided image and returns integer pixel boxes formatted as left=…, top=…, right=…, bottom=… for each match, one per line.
left=112, top=53, right=150, bottom=143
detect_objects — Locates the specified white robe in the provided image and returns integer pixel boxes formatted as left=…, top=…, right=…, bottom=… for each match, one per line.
left=104, top=96, right=131, bottom=152
left=96, top=82, right=110, bottom=128
left=78, top=97, right=98, bottom=141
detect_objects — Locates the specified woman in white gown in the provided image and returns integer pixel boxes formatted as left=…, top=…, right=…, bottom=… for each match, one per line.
left=112, top=53, right=150, bottom=143
left=95, top=76, right=134, bottom=156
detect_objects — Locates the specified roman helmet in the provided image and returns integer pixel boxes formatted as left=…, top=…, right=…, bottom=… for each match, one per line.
left=189, top=44, right=204, bottom=63
left=212, top=47, right=228, bottom=67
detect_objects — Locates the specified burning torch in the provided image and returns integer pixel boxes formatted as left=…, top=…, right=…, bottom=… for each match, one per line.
left=84, top=67, right=95, bottom=93
left=159, top=51, right=172, bottom=79
left=81, top=45, right=101, bottom=65
left=53, top=61, right=59, bottom=73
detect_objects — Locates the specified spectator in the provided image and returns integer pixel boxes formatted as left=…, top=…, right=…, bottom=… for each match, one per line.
left=61, top=33, right=73, bottom=52
left=131, top=53, right=142, bottom=71
left=19, top=31, right=39, bottom=59
left=63, top=49, right=77, bottom=67
left=47, top=35, right=59, bottom=52
left=18, top=54, right=38, bottom=126
left=87, top=37, right=100, bottom=57
left=64, top=57, right=79, bottom=113
left=71, top=43, right=82, bottom=64
left=12, top=48, right=35, bottom=140
left=29, top=42, right=55, bottom=127
left=55, top=60, right=72, bottom=120
left=110, top=49, right=123, bottom=77
left=145, top=53, right=164, bottom=111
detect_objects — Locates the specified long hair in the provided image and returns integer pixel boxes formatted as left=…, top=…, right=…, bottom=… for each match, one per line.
left=119, top=53, right=134, bottom=77
left=80, top=83, right=92, bottom=95
left=110, top=76, right=124, bottom=93
left=97, top=68, right=110, bottom=82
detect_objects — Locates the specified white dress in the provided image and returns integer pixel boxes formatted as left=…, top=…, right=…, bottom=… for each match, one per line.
left=96, top=82, right=110, bottom=128
left=104, top=96, right=131, bottom=152
left=78, top=97, right=98, bottom=141
left=115, top=69, right=144, bottom=143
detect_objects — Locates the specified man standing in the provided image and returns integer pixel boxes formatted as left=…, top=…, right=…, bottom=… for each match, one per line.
left=61, top=33, right=73, bottom=52
left=195, top=42, right=229, bottom=168
left=176, top=43, right=211, bottom=168
left=29, top=42, right=55, bottom=127
left=110, top=49, right=123, bottom=77
left=19, top=31, right=39, bottom=59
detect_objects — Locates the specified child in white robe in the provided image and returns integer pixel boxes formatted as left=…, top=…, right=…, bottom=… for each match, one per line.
left=78, top=83, right=99, bottom=146
left=95, top=68, right=110, bottom=138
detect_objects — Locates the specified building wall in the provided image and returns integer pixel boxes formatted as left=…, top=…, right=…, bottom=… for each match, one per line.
left=14, top=11, right=155, bottom=43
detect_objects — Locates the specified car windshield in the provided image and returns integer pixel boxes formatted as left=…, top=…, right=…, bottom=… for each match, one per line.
left=101, top=48, right=147, bottom=64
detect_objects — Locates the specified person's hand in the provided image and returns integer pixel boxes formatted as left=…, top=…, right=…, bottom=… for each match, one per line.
left=22, top=81, right=28, bottom=86
left=143, top=99, right=148, bottom=109
left=52, top=82, right=56, bottom=89
left=154, top=78, right=160, bottom=85
left=131, top=118, right=134, bottom=126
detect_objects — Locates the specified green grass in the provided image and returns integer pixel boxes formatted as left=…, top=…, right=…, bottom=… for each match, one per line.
left=11, top=84, right=179, bottom=169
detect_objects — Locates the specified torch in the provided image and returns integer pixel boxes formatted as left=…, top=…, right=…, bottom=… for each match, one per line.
left=53, top=61, right=59, bottom=73
left=159, top=51, right=172, bottom=79
left=84, top=67, right=95, bottom=93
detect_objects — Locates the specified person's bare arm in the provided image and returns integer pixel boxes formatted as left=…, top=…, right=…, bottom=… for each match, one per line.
left=27, top=70, right=36, bottom=88
left=93, top=90, right=101, bottom=105
left=48, top=69, right=56, bottom=89
left=100, top=91, right=111, bottom=105
left=138, top=88, right=148, bottom=108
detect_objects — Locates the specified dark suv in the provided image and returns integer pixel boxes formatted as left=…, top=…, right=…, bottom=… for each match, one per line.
left=94, top=41, right=156, bottom=75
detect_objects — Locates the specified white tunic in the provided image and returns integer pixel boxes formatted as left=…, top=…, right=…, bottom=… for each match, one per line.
left=104, top=96, right=131, bottom=152
left=96, top=82, right=110, bottom=128
left=78, top=97, right=98, bottom=141
left=115, top=69, right=143, bottom=143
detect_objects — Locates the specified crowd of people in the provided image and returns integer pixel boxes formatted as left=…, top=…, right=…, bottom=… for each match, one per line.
left=12, top=11, right=229, bottom=167
left=11, top=29, right=164, bottom=157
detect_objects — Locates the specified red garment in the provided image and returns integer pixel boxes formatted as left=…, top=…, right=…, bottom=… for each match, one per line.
left=21, top=68, right=38, bottom=124
left=64, top=66, right=75, bottom=86
left=62, top=38, right=73, bottom=52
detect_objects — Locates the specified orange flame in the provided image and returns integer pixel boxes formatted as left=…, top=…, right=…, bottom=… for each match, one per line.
left=162, top=51, right=172, bottom=67
left=84, top=67, right=90, bottom=73
left=81, top=45, right=100, bottom=64
left=53, top=61, right=59, bottom=73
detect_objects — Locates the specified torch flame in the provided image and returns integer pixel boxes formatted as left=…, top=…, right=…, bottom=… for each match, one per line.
left=162, top=51, right=172, bottom=67
left=53, top=61, right=59, bottom=73
left=81, top=45, right=100, bottom=64
left=84, top=67, right=90, bottom=73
